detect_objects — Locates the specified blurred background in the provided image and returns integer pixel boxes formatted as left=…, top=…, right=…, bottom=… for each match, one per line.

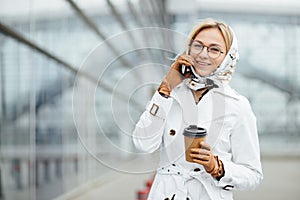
left=0, top=0, right=299, bottom=200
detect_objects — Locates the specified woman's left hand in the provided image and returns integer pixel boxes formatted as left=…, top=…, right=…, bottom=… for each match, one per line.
left=190, top=142, right=218, bottom=173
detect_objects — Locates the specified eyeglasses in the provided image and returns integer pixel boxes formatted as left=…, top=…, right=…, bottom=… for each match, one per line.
left=190, top=41, right=225, bottom=59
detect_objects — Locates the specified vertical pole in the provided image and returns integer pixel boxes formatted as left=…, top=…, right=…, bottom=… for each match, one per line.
left=0, top=38, right=6, bottom=119
left=0, top=37, right=5, bottom=200
left=0, top=168, right=3, bottom=200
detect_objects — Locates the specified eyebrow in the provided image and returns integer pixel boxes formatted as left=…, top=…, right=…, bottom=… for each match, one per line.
left=193, top=39, right=223, bottom=47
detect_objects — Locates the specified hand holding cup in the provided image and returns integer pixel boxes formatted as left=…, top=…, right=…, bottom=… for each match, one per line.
left=190, top=142, right=218, bottom=173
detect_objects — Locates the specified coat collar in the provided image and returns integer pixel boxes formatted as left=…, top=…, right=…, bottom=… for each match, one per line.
left=210, top=83, right=240, bottom=101
left=172, top=80, right=240, bottom=102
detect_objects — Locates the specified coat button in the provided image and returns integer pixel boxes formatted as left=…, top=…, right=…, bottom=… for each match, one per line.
left=169, top=129, right=176, bottom=136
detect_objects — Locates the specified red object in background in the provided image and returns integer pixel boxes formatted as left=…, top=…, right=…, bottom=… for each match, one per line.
left=137, top=188, right=150, bottom=200
left=14, top=163, right=20, bottom=171
left=137, top=176, right=154, bottom=200
left=146, top=177, right=154, bottom=188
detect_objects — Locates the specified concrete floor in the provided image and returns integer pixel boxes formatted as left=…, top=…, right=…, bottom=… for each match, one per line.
left=234, top=156, right=300, bottom=200
left=57, top=155, right=300, bottom=200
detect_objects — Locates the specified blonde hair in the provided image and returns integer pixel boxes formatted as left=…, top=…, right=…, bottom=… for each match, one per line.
left=187, top=19, right=233, bottom=53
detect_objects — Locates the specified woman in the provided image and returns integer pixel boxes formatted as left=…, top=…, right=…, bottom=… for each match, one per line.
left=133, top=19, right=263, bottom=200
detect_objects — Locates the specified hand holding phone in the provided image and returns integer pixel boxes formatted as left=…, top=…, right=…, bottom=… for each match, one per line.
left=158, top=54, right=194, bottom=97
left=180, top=50, right=196, bottom=78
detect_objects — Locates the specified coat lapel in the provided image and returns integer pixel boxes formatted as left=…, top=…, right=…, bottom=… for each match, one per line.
left=171, top=82, right=198, bottom=126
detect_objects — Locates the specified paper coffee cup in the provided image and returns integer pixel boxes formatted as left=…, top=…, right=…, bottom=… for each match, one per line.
left=183, top=125, right=207, bottom=162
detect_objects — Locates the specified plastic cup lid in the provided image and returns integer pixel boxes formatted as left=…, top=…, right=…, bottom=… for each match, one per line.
left=183, top=125, right=207, bottom=137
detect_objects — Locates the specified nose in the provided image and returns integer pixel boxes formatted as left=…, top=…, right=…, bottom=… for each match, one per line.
left=198, top=46, right=209, bottom=58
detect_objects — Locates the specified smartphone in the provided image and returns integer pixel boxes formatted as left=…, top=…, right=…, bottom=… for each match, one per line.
left=180, top=50, right=195, bottom=77
left=181, top=64, right=192, bottom=76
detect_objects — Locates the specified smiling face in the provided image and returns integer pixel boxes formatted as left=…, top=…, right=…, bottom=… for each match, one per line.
left=189, top=27, right=227, bottom=77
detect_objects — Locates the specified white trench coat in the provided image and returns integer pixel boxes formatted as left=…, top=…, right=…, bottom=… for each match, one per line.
left=133, top=81, right=263, bottom=200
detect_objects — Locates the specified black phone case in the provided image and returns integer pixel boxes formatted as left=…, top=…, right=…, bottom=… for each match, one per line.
left=181, top=65, right=192, bottom=75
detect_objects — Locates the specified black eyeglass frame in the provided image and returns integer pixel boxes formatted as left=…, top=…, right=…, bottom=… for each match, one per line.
left=189, top=41, right=225, bottom=59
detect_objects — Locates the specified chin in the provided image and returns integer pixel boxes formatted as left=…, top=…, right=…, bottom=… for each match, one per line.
left=194, top=68, right=211, bottom=77
left=195, top=70, right=210, bottom=77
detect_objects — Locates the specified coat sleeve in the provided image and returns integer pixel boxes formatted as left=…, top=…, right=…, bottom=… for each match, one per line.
left=132, top=91, right=173, bottom=153
left=214, top=97, right=263, bottom=191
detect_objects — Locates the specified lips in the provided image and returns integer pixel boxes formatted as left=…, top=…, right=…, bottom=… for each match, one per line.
left=195, top=60, right=211, bottom=66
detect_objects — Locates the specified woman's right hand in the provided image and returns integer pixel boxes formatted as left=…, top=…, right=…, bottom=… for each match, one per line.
left=158, top=54, right=194, bottom=97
